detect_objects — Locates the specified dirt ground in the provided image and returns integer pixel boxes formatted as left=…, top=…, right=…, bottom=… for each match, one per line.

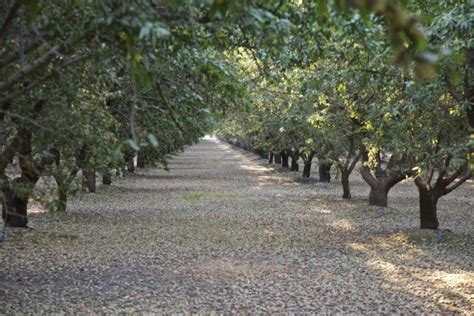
left=0, top=138, right=473, bottom=314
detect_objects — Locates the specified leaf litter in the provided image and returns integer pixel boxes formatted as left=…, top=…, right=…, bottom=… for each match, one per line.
left=0, top=139, right=472, bottom=314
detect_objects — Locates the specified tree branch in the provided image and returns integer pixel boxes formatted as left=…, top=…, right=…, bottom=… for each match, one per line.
left=0, top=53, right=89, bottom=107
left=0, top=38, right=40, bottom=68
left=445, top=171, right=472, bottom=194
left=0, top=45, right=60, bottom=93
left=0, top=0, right=21, bottom=43
left=348, top=152, right=361, bottom=174
left=442, top=163, right=467, bottom=186
left=0, top=73, right=54, bottom=108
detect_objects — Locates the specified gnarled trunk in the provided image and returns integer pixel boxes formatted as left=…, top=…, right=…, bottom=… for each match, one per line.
left=360, top=150, right=409, bottom=209
left=418, top=189, right=440, bottom=229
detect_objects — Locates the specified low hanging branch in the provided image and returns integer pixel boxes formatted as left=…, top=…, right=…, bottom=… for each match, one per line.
left=0, top=45, right=61, bottom=93
left=0, top=54, right=89, bottom=107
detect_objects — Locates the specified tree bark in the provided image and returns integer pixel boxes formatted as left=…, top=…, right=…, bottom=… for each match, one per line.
left=56, top=183, right=67, bottom=213
left=268, top=152, right=274, bottom=164
left=2, top=180, right=29, bottom=227
left=360, top=150, right=408, bottom=208
left=291, top=155, right=299, bottom=172
left=341, top=170, right=350, bottom=199
left=124, top=150, right=135, bottom=173
left=466, top=47, right=474, bottom=129
left=418, top=188, right=440, bottom=229
left=52, top=175, right=69, bottom=212
left=318, top=162, right=332, bottom=182
left=137, top=150, right=145, bottom=168
left=102, top=174, right=112, bottom=185
left=281, top=152, right=289, bottom=168
left=303, top=161, right=312, bottom=178
left=274, top=154, right=282, bottom=164
left=368, top=186, right=388, bottom=207
left=82, top=169, right=96, bottom=193
left=253, top=148, right=267, bottom=159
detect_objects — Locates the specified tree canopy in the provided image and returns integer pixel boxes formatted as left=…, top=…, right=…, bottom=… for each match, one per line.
left=0, top=0, right=472, bottom=230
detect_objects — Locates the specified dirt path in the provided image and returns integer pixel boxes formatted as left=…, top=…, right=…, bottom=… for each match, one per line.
left=1, top=138, right=473, bottom=314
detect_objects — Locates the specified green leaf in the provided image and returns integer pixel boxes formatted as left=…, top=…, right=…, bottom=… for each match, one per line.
left=317, top=0, right=328, bottom=22
left=21, top=0, right=42, bottom=21
left=147, top=133, right=159, bottom=147
left=139, top=23, right=152, bottom=39
left=127, top=139, right=140, bottom=151
left=335, top=0, right=346, bottom=11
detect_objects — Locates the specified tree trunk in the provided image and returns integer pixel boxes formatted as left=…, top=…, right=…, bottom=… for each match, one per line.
left=303, top=162, right=312, bottom=178
left=268, top=153, right=274, bottom=164
left=2, top=183, right=29, bottom=227
left=466, top=46, right=474, bottom=129
left=102, top=174, right=112, bottom=185
left=318, top=162, right=332, bottom=182
left=53, top=176, right=68, bottom=212
left=253, top=148, right=266, bottom=159
left=137, top=150, right=145, bottom=168
left=281, top=153, right=289, bottom=168
left=291, top=156, right=299, bottom=171
left=56, top=184, right=67, bottom=213
left=341, top=170, right=350, bottom=199
left=82, top=169, right=96, bottom=193
left=418, top=189, right=440, bottom=229
left=368, top=186, right=388, bottom=207
left=274, top=154, right=282, bottom=164
left=124, top=150, right=135, bottom=173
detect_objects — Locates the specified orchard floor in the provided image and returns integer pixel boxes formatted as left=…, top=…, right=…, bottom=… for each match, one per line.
left=1, top=138, right=473, bottom=314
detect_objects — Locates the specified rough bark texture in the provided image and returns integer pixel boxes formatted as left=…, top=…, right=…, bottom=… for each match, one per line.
left=418, top=189, right=440, bottom=229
